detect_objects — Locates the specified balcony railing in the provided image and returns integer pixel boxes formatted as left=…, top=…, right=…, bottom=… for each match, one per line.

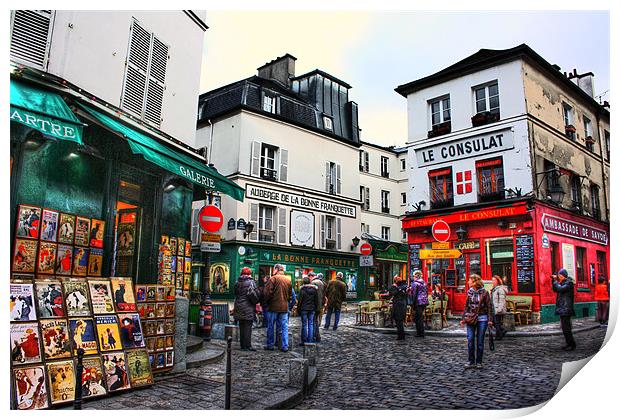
left=260, top=167, right=278, bottom=181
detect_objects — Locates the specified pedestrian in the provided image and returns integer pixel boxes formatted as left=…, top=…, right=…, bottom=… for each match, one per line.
left=408, top=270, right=429, bottom=337
left=263, top=264, right=293, bottom=352
left=552, top=268, right=576, bottom=351
left=310, top=272, right=326, bottom=342
left=390, top=276, right=409, bottom=340
left=432, top=283, right=446, bottom=301
left=490, top=275, right=508, bottom=340
left=594, top=275, right=610, bottom=325
left=297, top=276, right=319, bottom=346
left=233, top=267, right=259, bottom=351
left=324, top=272, right=347, bottom=330
left=461, top=274, right=493, bottom=369
left=257, top=275, right=269, bottom=328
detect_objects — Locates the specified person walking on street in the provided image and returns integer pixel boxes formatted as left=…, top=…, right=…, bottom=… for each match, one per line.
left=461, top=274, right=493, bottom=369
left=233, top=267, right=259, bottom=351
left=553, top=268, right=576, bottom=351
left=324, top=272, right=347, bottom=330
left=263, top=264, right=293, bottom=352
left=408, top=270, right=429, bottom=337
left=298, top=276, right=319, bottom=346
left=390, top=276, right=409, bottom=341
left=310, top=272, right=326, bottom=342
left=490, top=275, right=508, bottom=340
left=594, top=275, right=610, bottom=325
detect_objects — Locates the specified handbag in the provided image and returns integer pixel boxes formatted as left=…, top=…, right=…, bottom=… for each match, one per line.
left=247, top=285, right=260, bottom=305
left=488, top=325, right=495, bottom=351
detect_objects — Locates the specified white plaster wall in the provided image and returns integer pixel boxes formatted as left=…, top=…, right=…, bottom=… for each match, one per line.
left=196, top=114, right=242, bottom=176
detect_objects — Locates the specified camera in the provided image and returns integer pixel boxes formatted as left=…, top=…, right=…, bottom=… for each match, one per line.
left=550, top=274, right=557, bottom=281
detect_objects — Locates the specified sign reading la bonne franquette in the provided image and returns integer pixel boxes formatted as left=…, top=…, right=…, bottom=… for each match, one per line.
left=246, top=184, right=357, bottom=218
left=541, top=213, right=608, bottom=246
left=415, top=128, right=514, bottom=167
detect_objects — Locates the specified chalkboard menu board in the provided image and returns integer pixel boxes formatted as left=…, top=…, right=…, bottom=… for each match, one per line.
left=444, top=269, right=457, bottom=287
left=409, top=244, right=421, bottom=282
left=515, top=234, right=535, bottom=293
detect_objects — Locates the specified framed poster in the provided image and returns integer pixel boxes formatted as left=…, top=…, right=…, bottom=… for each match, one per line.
left=149, top=353, right=156, bottom=370
left=136, top=304, right=146, bottom=319
left=74, top=216, right=91, bottom=247
left=146, top=337, right=156, bottom=352
left=88, top=279, right=115, bottom=314
left=118, top=313, right=145, bottom=348
left=111, top=278, right=136, bottom=312
left=184, top=240, right=191, bottom=257
left=37, top=242, right=58, bottom=275
left=69, top=318, right=98, bottom=355
left=126, top=349, right=153, bottom=387
left=81, top=356, right=107, bottom=399
left=156, top=336, right=165, bottom=351
left=40, top=209, right=59, bottom=242
left=39, top=319, right=72, bottom=360
left=177, top=257, right=184, bottom=276
left=145, top=304, right=156, bottom=319
left=165, top=286, right=175, bottom=301
left=165, top=351, right=174, bottom=368
left=184, top=257, right=192, bottom=273
left=289, top=210, right=315, bottom=247
left=156, top=320, right=165, bottom=335
left=165, top=335, right=174, bottom=351
left=13, top=365, right=49, bottom=410
left=164, top=303, right=175, bottom=318
left=46, top=359, right=75, bottom=405
left=35, top=281, right=65, bottom=318
left=117, top=215, right=136, bottom=257
left=169, top=237, right=177, bottom=255
left=88, top=248, right=103, bottom=276
left=146, top=286, right=156, bottom=301
left=95, top=315, right=122, bottom=352
left=210, top=263, right=230, bottom=293
left=135, top=285, right=147, bottom=302
left=183, top=274, right=191, bottom=291
left=10, top=283, right=37, bottom=321
left=156, top=286, right=165, bottom=301
left=15, top=205, right=42, bottom=239
left=164, top=319, right=175, bottom=335
left=156, top=352, right=165, bottom=369
left=58, top=213, right=76, bottom=244
left=12, top=239, right=38, bottom=273
left=160, top=235, right=170, bottom=246
left=561, top=243, right=576, bottom=280
left=62, top=278, right=91, bottom=317
left=102, top=352, right=131, bottom=392
left=10, top=323, right=42, bottom=365
left=72, top=247, right=90, bottom=276
left=145, top=320, right=156, bottom=336
left=177, top=238, right=185, bottom=256
left=55, top=244, right=73, bottom=276
left=155, top=303, right=166, bottom=318
left=89, top=219, right=105, bottom=248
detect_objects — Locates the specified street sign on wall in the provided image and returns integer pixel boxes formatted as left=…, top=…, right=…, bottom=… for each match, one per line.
left=199, top=205, right=224, bottom=233
left=419, top=249, right=462, bottom=259
left=200, top=242, right=221, bottom=253
left=360, top=243, right=373, bottom=255
left=431, top=220, right=451, bottom=242
left=359, top=255, right=374, bottom=267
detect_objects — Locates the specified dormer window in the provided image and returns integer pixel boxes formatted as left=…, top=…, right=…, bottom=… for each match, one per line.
left=263, top=94, right=277, bottom=114
left=323, top=116, right=333, bottom=131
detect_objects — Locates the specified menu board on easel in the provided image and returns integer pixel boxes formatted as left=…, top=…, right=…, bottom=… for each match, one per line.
left=408, top=244, right=421, bottom=281
left=515, top=234, right=535, bottom=293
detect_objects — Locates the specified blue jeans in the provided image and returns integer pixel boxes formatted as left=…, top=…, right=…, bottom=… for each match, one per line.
left=466, top=321, right=488, bottom=365
left=324, top=307, right=340, bottom=329
left=300, top=311, right=315, bottom=344
left=266, top=311, right=289, bottom=350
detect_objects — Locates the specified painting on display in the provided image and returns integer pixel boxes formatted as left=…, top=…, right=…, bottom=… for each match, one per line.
left=210, top=263, right=230, bottom=293
left=88, top=279, right=115, bottom=314
left=136, top=304, right=146, bottom=319
left=145, top=304, right=156, bottom=319
left=144, top=321, right=156, bottom=336
left=62, top=278, right=91, bottom=317
left=176, top=257, right=184, bottom=276
left=102, top=352, right=131, bottom=392
left=135, top=285, right=147, bottom=302
left=166, top=351, right=174, bottom=368
left=164, top=319, right=175, bottom=335
left=39, top=319, right=72, bottom=360
left=165, top=286, right=175, bottom=301
left=46, top=359, right=75, bottom=405
left=126, top=349, right=153, bottom=387
left=69, top=318, right=98, bottom=355
left=10, top=323, right=42, bottom=365
left=81, top=357, right=107, bottom=399
left=169, top=237, right=177, bottom=255
left=183, top=274, right=191, bottom=291
left=156, top=352, right=165, bottom=369
left=164, top=303, right=175, bottom=318
left=177, top=238, right=185, bottom=256
left=156, top=320, right=165, bottom=335
left=146, top=286, right=156, bottom=301
left=95, top=315, right=123, bottom=352
left=88, top=248, right=103, bottom=276
left=111, top=278, right=136, bottom=312
left=72, top=247, right=90, bottom=276
left=12, top=239, right=38, bottom=273
left=155, top=303, right=166, bottom=318
left=55, top=244, right=73, bottom=275
left=74, top=216, right=91, bottom=247
left=35, top=281, right=65, bottom=318
left=165, top=335, right=174, bottom=350
left=13, top=365, right=49, bottom=410
left=58, top=213, right=76, bottom=244
left=89, top=219, right=105, bottom=248
left=155, top=337, right=165, bottom=352
left=185, top=240, right=191, bottom=256
left=40, top=209, right=59, bottom=242
left=15, top=205, right=41, bottom=239
left=37, top=242, right=58, bottom=275
left=156, top=286, right=165, bottom=301
left=117, top=214, right=136, bottom=256
left=184, top=257, right=191, bottom=273
left=118, top=313, right=145, bottom=348
left=10, top=283, right=36, bottom=321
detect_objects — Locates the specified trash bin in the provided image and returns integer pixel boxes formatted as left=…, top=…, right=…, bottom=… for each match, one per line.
left=188, top=322, right=197, bottom=336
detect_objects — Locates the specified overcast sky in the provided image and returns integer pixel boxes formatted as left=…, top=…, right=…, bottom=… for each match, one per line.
left=199, top=11, right=610, bottom=147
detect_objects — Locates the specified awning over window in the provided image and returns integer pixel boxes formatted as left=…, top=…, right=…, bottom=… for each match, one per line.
left=80, top=104, right=244, bottom=202
left=10, top=79, right=84, bottom=143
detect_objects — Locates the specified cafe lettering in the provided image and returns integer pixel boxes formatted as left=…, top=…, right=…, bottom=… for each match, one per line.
left=262, top=251, right=356, bottom=268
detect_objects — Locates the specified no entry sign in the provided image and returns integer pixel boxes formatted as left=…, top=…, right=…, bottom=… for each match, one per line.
left=199, top=205, right=224, bottom=233
left=432, top=220, right=451, bottom=242
left=360, top=243, right=373, bottom=255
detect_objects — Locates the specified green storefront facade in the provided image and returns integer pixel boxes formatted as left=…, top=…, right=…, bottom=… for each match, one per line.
left=359, top=240, right=409, bottom=298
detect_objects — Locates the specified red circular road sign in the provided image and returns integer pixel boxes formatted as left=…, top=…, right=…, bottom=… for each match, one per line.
left=432, top=220, right=451, bottom=242
left=199, top=205, right=224, bottom=233
left=360, top=243, right=373, bottom=255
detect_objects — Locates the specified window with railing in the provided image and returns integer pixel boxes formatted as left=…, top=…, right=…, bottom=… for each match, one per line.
left=476, top=157, right=505, bottom=202
left=260, top=143, right=278, bottom=181
left=428, top=167, right=453, bottom=209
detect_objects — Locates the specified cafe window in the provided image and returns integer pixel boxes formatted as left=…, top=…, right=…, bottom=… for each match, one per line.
left=576, top=246, right=587, bottom=288
left=476, top=157, right=505, bottom=201
left=474, top=82, right=500, bottom=115
left=597, top=251, right=607, bottom=281
left=487, top=238, right=514, bottom=287
left=428, top=167, right=453, bottom=209
left=430, top=96, right=451, bottom=127
left=455, top=252, right=482, bottom=290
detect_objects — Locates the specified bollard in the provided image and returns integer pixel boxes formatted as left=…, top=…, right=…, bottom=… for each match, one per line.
left=374, top=311, right=385, bottom=328
left=73, top=348, right=85, bottom=410
left=224, top=324, right=239, bottom=343
left=288, top=358, right=309, bottom=392
left=303, top=343, right=318, bottom=367
left=430, top=313, right=442, bottom=330
left=225, top=337, right=232, bottom=410
left=503, top=312, right=516, bottom=331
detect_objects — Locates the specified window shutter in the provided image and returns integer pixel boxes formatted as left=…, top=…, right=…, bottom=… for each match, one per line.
left=336, top=218, right=342, bottom=250
left=365, top=187, right=370, bottom=210
left=144, top=36, right=168, bottom=127
left=320, top=215, right=326, bottom=249
left=279, top=148, right=288, bottom=182
left=325, top=162, right=330, bottom=192
left=364, top=152, right=369, bottom=172
left=122, top=20, right=151, bottom=117
left=336, top=164, right=342, bottom=194
left=191, top=208, right=200, bottom=245
left=251, top=141, right=261, bottom=177
left=277, top=208, right=287, bottom=244
left=249, top=203, right=259, bottom=242
left=10, top=10, right=54, bottom=70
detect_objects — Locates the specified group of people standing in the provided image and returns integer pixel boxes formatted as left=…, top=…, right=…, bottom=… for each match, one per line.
left=389, top=271, right=430, bottom=341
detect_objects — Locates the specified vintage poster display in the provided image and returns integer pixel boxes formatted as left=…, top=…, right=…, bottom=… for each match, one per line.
left=46, top=359, right=75, bottom=405
left=95, top=315, right=122, bottom=352
left=156, top=286, right=165, bottom=301
left=62, top=278, right=91, bottom=317
left=37, top=242, right=58, bottom=275
left=135, top=285, right=147, bottom=302
left=165, top=335, right=174, bottom=350
left=184, top=257, right=191, bottom=273
left=126, top=349, right=153, bottom=387
left=13, top=365, right=49, bottom=410
left=156, top=352, right=165, bottom=369
left=164, top=319, right=175, bottom=335
left=118, top=313, right=145, bottom=348
left=166, top=351, right=174, bottom=367
left=164, top=303, right=175, bottom=318
left=74, top=216, right=91, bottom=247
left=58, top=213, right=76, bottom=244
left=69, top=318, right=98, bottom=355
left=40, top=209, right=59, bottom=242
left=176, top=257, right=184, bottom=276
left=10, top=283, right=37, bottom=321
left=136, top=304, right=146, bottom=319
left=89, top=219, right=105, bottom=248
left=156, top=336, right=165, bottom=352
left=55, top=244, right=73, bottom=275
left=72, top=247, right=90, bottom=276
left=16, top=205, right=41, bottom=239
left=10, top=322, right=42, bottom=365
left=146, top=286, right=156, bottom=301
left=111, top=277, right=136, bottom=312
left=183, top=273, right=191, bottom=291
left=81, top=356, right=107, bottom=399
left=12, top=238, right=38, bottom=273
left=88, top=279, right=115, bottom=314
left=102, top=352, right=131, bottom=392
left=145, top=304, right=156, bottom=319
left=88, top=248, right=103, bottom=276
left=144, top=321, right=156, bottom=336
left=156, top=320, right=165, bottom=335
left=184, top=240, right=191, bottom=256
left=165, top=286, right=175, bottom=301
left=146, top=337, right=156, bottom=352
left=169, top=237, right=177, bottom=255
left=155, top=303, right=166, bottom=318
left=117, top=215, right=136, bottom=256
left=40, top=319, right=72, bottom=360
left=177, top=238, right=185, bottom=256
left=35, top=280, right=65, bottom=318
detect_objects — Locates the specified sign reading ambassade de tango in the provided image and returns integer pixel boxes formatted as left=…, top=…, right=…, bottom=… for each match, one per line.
left=415, top=128, right=514, bottom=167
left=541, top=213, right=608, bottom=246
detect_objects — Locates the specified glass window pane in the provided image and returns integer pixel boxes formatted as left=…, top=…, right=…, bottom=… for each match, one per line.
left=443, top=108, right=451, bottom=121
left=475, top=88, right=486, bottom=101
left=431, top=101, right=439, bottom=113
left=476, top=99, right=486, bottom=113
left=443, top=98, right=450, bottom=110
left=489, top=96, right=499, bottom=110
left=488, top=84, right=498, bottom=96
left=432, top=112, right=440, bottom=126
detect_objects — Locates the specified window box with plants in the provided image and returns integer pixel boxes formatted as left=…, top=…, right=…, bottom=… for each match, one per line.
left=585, top=135, right=596, bottom=146
left=427, top=121, right=451, bottom=138
left=565, top=124, right=576, bottom=140
left=471, top=111, right=500, bottom=127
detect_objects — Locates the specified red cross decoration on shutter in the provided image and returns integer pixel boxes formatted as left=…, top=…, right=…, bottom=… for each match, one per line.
left=456, top=170, right=472, bottom=194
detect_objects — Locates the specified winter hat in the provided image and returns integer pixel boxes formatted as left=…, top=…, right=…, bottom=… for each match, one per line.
left=558, top=268, right=569, bottom=278
left=307, top=271, right=317, bottom=278
left=316, top=273, right=324, bottom=280
left=241, top=267, right=252, bottom=276
left=273, top=264, right=285, bottom=274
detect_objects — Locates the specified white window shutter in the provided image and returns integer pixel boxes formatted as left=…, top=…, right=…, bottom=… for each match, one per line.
left=191, top=208, right=200, bottom=245
left=320, top=215, right=326, bottom=249
left=251, top=141, right=261, bottom=177
left=144, top=36, right=168, bottom=127
left=336, top=218, right=342, bottom=250
left=365, top=187, right=370, bottom=210
left=364, top=152, right=369, bottom=171
left=10, top=10, right=55, bottom=70
left=249, top=203, right=259, bottom=242
left=279, top=148, right=288, bottom=182
left=122, top=20, right=151, bottom=117
left=336, top=164, right=342, bottom=194
left=277, top=208, right=287, bottom=244
left=325, top=162, right=330, bottom=192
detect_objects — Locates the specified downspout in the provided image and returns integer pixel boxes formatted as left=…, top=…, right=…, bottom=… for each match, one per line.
left=207, top=118, right=214, bottom=164
left=594, top=110, right=609, bottom=222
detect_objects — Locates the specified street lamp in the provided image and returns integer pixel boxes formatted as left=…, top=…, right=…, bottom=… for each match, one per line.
left=243, top=223, right=255, bottom=238
left=456, top=226, right=468, bottom=241
left=350, top=236, right=360, bottom=250
left=547, top=184, right=565, bottom=205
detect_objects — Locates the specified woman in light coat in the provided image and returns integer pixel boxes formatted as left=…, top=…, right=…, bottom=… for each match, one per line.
left=491, top=275, right=508, bottom=340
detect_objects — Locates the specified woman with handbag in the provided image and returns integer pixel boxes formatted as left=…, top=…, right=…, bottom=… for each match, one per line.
left=490, top=275, right=508, bottom=340
left=233, top=267, right=260, bottom=351
left=460, top=274, right=493, bottom=369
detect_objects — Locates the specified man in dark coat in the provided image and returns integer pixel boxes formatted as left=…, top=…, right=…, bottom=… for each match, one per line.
left=297, top=277, right=319, bottom=345
left=390, top=276, right=409, bottom=341
left=233, top=267, right=258, bottom=351
left=324, top=272, right=347, bottom=330
left=552, top=268, right=576, bottom=351
left=310, top=272, right=326, bottom=342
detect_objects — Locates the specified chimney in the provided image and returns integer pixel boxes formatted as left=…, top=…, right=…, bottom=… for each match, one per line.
left=567, top=68, right=596, bottom=99
left=257, top=54, right=297, bottom=88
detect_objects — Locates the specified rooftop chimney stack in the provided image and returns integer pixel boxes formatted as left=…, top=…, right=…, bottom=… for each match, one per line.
left=257, top=54, right=297, bottom=88
left=567, top=68, right=596, bottom=99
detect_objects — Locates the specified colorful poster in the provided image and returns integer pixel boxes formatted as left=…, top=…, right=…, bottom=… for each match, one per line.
left=102, top=352, right=130, bottom=392
left=164, top=319, right=175, bottom=335
left=155, top=337, right=165, bottom=352
left=63, top=278, right=91, bottom=317
left=146, top=337, right=156, bottom=352
left=88, top=248, right=103, bottom=276
left=13, top=365, right=49, bottom=410
left=16, top=205, right=41, bottom=239
left=145, top=304, right=156, bottom=319
left=72, top=247, right=89, bottom=276
left=136, top=304, right=146, bottom=319
left=35, top=281, right=65, bottom=318
left=40, top=319, right=72, bottom=360
left=69, top=318, right=98, bottom=355
left=74, top=216, right=91, bottom=247
left=117, top=220, right=136, bottom=256
left=88, top=279, right=115, bottom=314
left=156, top=286, right=165, bottom=301
left=46, top=360, right=75, bottom=405
left=135, top=285, right=147, bottom=302
left=210, top=263, right=230, bottom=293
left=177, top=238, right=185, bottom=256
left=166, top=351, right=174, bottom=367
left=126, top=349, right=153, bottom=387
left=81, top=357, right=107, bottom=399
left=40, top=209, right=59, bottom=242
left=184, top=240, right=191, bottom=256
left=89, top=219, right=105, bottom=248
left=156, top=352, right=165, bottom=369
left=165, top=303, right=175, bottom=318
left=156, top=320, right=165, bottom=335
left=169, top=237, right=177, bottom=255
left=111, top=278, right=136, bottom=312
left=10, top=323, right=42, bottom=365
left=165, top=335, right=174, bottom=350
left=177, top=257, right=184, bottom=276
left=95, top=315, right=123, bottom=352
left=146, top=286, right=156, bottom=301
left=183, top=274, right=191, bottom=291
left=119, top=313, right=145, bottom=348
left=12, top=239, right=37, bottom=273
left=165, top=286, right=175, bottom=301
left=10, top=283, right=37, bottom=321
left=145, top=320, right=156, bottom=336
left=55, top=244, right=73, bottom=275
left=37, top=242, right=58, bottom=274
left=58, top=213, right=76, bottom=244
left=184, top=257, right=192, bottom=273
left=155, top=303, right=166, bottom=318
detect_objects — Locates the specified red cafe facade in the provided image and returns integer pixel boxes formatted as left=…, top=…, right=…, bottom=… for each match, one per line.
left=402, top=198, right=609, bottom=323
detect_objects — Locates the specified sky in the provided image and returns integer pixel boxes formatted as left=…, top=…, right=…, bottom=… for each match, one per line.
left=199, top=11, right=610, bottom=147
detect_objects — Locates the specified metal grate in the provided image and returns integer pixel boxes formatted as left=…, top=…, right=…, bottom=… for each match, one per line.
left=211, top=303, right=230, bottom=324
left=10, top=10, right=54, bottom=69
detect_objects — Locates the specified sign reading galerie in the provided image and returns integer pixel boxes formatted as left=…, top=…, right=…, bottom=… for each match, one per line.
left=290, top=210, right=314, bottom=247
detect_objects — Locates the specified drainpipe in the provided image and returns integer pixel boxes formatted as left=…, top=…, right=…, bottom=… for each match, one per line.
left=594, top=111, right=609, bottom=222
left=207, top=119, right=214, bottom=164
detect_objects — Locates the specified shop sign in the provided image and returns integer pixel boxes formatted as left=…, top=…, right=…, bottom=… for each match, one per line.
left=375, top=245, right=408, bottom=262
left=420, top=249, right=462, bottom=259
left=227, top=218, right=236, bottom=230
left=260, top=250, right=356, bottom=268
left=246, top=183, right=357, bottom=218
left=541, top=213, right=608, bottom=246
left=454, top=240, right=480, bottom=250
left=201, top=233, right=221, bottom=242
left=10, top=106, right=83, bottom=143
left=290, top=210, right=314, bottom=247
left=200, top=242, right=221, bottom=252
left=432, top=242, right=450, bottom=250
left=359, top=255, right=374, bottom=267
left=236, top=218, right=247, bottom=230
left=402, top=203, right=528, bottom=229
left=541, top=233, right=550, bottom=249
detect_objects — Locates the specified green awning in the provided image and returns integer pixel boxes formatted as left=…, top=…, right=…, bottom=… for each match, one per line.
left=10, top=79, right=83, bottom=143
left=80, top=104, right=244, bottom=202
